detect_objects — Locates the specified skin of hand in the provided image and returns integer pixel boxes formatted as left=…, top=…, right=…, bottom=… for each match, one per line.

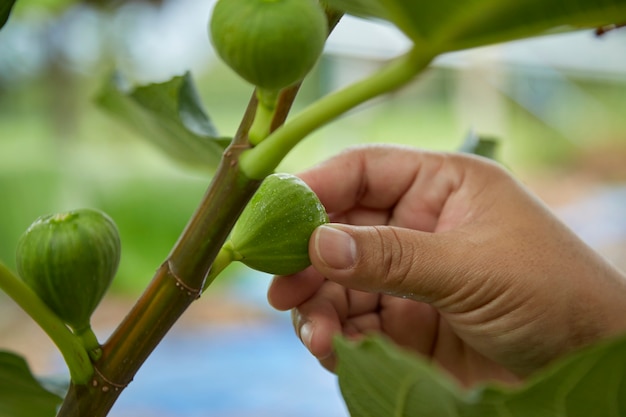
left=267, top=144, right=626, bottom=387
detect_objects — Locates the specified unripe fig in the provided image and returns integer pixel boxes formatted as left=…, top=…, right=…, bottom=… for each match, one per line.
left=209, top=0, right=328, bottom=91
left=15, top=208, right=121, bottom=333
left=229, top=173, right=328, bottom=275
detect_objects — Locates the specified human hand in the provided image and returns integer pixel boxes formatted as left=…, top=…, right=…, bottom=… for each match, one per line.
left=267, top=144, right=626, bottom=386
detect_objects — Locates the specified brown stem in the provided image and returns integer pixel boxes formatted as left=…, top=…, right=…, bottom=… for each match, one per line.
left=56, top=72, right=310, bottom=417
left=57, top=10, right=344, bottom=416
left=57, top=107, right=259, bottom=416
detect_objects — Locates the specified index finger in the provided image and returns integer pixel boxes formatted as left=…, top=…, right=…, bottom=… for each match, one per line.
left=297, top=145, right=462, bottom=229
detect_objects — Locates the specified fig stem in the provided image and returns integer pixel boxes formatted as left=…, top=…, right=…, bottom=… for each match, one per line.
left=0, top=263, right=94, bottom=384
left=239, top=46, right=435, bottom=179
left=76, top=325, right=103, bottom=361
left=248, top=89, right=279, bottom=145
left=202, top=241, right=238, bottom=292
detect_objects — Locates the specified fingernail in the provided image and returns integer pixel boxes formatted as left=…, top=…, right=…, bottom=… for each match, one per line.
left=300, top=322, right=313, bottom=349
left=314, top=225, right=357, bottom=270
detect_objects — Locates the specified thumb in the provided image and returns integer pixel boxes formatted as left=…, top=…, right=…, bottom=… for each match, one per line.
left=309, top=223, right=464, bottom=302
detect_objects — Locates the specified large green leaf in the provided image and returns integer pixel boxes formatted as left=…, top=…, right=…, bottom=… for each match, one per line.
left=0, top=351, right=63, bottom=417
left=0, top=0, right=17, bottom=30
left=335, top=333, right=626, bottom=416
left=96, top=72, right=230, bottom=171
left=335, top=335, right=463, bottom=417
left=325, top=0, right=626, bottom=53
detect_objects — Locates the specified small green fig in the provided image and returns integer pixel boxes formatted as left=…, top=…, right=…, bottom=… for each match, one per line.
left=209, top=0, right=328, bottom=91
left=229, top=173, right=328, bottom=275
left=15, top=208, right=121, bottom=333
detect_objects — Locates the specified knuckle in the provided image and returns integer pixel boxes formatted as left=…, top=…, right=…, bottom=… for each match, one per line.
left=371, top=226, right=414, bottom=292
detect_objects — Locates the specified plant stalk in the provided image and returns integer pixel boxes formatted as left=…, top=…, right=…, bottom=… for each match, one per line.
left=56, top=10, right=344, bottom=416
left=0, top=263, right=93, bottom=384
left=248, top=89, right=279, bottom=145
left=203, top=241, right=239, bottom=292
left=56, top=126, right=259, bottom=417
left=55, top=76, right=307, bottom=417
left=239, top=46, right=435, bottom=179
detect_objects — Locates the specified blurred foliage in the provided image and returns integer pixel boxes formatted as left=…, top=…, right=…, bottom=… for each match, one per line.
left=336, top=332, right=626, bottom=417
left=1, top=1, right=626, bottom=297
left=325, top=0, right=626, bottom=51
left=12, top=0, right=164, bottom=15
left=458, top=130, right=500, bottom=160
left=2, top=61, right=626, bottom=295
left=96, top=71, right=229, bottom=171
left=0, top=0, right=17, bottom=30
left=0, top=351, right=62, bottom=417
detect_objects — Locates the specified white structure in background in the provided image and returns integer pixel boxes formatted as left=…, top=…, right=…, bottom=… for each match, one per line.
left=326, top=15, right=626, bottom=79
left=1, top=0, right=623, bottom=141
left=2, top=0, right=624, bottom=85
left=325, top=15, right=626, bottom=139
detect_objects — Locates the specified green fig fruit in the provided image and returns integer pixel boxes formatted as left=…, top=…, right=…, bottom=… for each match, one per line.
left=229, top=173, right=328, bottom=275
left=209, top=0, right=328, bottom=91
left=15, top=208, right=121, bottom=333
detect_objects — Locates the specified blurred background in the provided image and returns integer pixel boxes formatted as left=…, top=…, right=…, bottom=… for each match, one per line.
left=1, top=0, right=626, bottom=415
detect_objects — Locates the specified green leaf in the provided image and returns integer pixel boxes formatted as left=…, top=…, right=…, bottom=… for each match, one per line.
left=325, top=0, right=626, bottom=52
left=335, top=333, right=626, bottom=416
left=458, top=130, right=499, bottom=160
left=0, top=351, right=63, bottom=417
left=95, top=72, right=230, bottom=171
left=0, top=0, right=17, bottom=30
left=335, top=335, right=463, bottom=417
left=437, top=0, right=626, bottom=52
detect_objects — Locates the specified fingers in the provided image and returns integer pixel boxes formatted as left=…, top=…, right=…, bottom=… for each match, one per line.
left=267, top=145, right=626, bottom=380
left=309, top=223, right=474, bottom=303
left=268, top=271, right=340, bottom=370
left=290, top=280, right=349, bottom=370
left=267, top=268, right=325, bottom=311
left=270, top=271, right=388, bottom=371
left=298, top=145, right=464, bottom=231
